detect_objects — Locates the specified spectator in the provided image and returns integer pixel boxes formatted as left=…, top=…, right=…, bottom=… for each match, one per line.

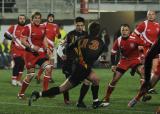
left=0, top=39, right=11, bottom=69
left=0, top=42, right=6, bottom=69
left=2, top=39, right=12, bottom=68
left=99, top=28, right=110, bottom=67
left=55, top=24, right=67, bottom=68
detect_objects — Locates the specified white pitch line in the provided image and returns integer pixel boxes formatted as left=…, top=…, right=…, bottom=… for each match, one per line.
left=0, top=101, right=154, bottom=114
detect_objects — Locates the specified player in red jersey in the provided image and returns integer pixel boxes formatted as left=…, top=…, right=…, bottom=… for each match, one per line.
left=36, top=13, right=60, bottom=83
left=17, top=12, right=53, bottom=99
left=127, top=11, right=160, bottom=105
left=101, top=24, right=150, bottom=107
left=128, top=36, right=160, bottom=107
left=133, top=10, right=160, bottom=89
left=4, top=14, right=26, bottom=86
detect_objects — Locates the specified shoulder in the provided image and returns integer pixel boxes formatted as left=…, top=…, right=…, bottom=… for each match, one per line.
left=40, top=24, right=46, bottom=28
left=8, top=25, right=15, bottom=30
left=68, top=30, right=75, bottom=35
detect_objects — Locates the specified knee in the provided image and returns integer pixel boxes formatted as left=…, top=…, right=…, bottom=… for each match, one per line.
left=25, top=72, right=35, bottom=82
left=92, top=76, right=100, bottom=86
left=42, top=62, right=53, bottom=76
left=59, top=86, right=65, bottom=93
left=83, top=79, right=91, bottom=85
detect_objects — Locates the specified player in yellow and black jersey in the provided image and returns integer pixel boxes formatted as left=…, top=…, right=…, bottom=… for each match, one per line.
left=29, top=22, right=105, bottom=109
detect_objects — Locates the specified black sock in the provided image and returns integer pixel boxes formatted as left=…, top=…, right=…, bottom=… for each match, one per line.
left=42, top=87, right=60, bottom=97
left=63, top=91, right=69, bottom=101
left=91, top=85, right=99, bottom=100
left=78, top=84, right=90, bottom=103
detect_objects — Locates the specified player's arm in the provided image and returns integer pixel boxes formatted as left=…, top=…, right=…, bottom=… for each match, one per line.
left=66, top=38, right=78, bottom=51
left=43, top=36, right=53, bottom=57
left=110, top=40, right=118, bottom=72
left=63, top=32, right=73, bottom=53
left=4, top=25, right=14, bottom=40
left=20, top=27, right=39, bottom=54
left=4, top=32, right=14, bottom=40
left=133, top=22, right=145, bottom=37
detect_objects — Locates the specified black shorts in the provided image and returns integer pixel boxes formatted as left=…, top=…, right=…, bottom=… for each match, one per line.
left=62, top=59, right=73, bottom=78
left=68, top=63, right=91, bottom=86
left=36, top=58, right=49, bottom=67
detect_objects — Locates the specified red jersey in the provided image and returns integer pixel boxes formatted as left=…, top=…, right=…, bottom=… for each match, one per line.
left=7, top=24, right=25, bottom=50
left=44, top=22, right=59, bottom=41
left=21, top=23, right=47, bottom=69
left=111, top=35, right=147, bottom=60
left=134, top=20, right=160, bottom=45
left=43, top=22, right=59, bottom=49
left=22, top=24, right=46, bottom=48
left=6, top=24, right=26, bottom=58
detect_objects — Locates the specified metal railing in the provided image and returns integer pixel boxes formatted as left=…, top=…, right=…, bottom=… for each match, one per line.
left=0, top=0, right=160, bottom=19
left=0, top=0, right=76, bottom=19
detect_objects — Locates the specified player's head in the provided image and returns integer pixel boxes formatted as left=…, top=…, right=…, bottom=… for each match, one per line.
left=47, top=13, right=54, bottom=23
left=75, top=16, right=85, bottom=32
left=31, top=12, right=42, bottom=26
left=147, top=10, right=156, bottom=21
left=88, top=21, right=100, bottom=37
left=120, top=24, right=131, bottom=38
left=18, top=14, right=26, bottom=26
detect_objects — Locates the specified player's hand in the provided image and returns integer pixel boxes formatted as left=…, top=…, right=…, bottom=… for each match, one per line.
left=111, top=65, right=117, bottom=72
left=25, top=47, right=39, bottom=56
left=61, top=55, right=67, bottom=61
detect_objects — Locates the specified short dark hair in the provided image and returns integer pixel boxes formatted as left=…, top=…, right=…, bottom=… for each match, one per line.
left=120, top=24, right=130, bottom=29
left=47, top=13, right=54, bottom=19
left=75, top=16, right=85, bottom=23
left=18, top=14, right=26, bottom=19
left=18, top=14, right=26, bottom=21
left=31, top=12, right=41, bottom=20
left=89, top=22, right=100, bottom=37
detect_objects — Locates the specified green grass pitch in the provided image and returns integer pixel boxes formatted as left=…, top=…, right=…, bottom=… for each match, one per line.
left=0, top=69, right=159, bottom=114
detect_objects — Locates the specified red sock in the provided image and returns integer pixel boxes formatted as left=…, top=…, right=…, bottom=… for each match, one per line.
left=37, top=68, right=44, bottom=80
left=17, top=72, right=23, bottom=81
left=19, top=80, right=29, bottom=94
left=43, top=75, right=50, bottom=91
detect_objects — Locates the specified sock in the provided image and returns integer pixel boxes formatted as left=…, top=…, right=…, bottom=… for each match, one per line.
left=63, top=91, right=69, bottom=101
left=91, top=85, right=99, bottom=100
left=78, top=84, right=90, bottom=103
left=43, top=75, right=50, bottom=91
left=104, top=83, right=115, bottom=102
left=19, top=80, right=29, bottom=94
left=37, top=68, right=44, bottom=80
left=17, top=72, right=23, bottom=81
left=12, top=76, right=17, bottom=81
left=42, top=87, right=60, bottom=97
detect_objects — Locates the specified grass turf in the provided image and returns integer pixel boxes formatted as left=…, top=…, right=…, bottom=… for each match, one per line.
left=0, top=69, right=159, bottom=114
